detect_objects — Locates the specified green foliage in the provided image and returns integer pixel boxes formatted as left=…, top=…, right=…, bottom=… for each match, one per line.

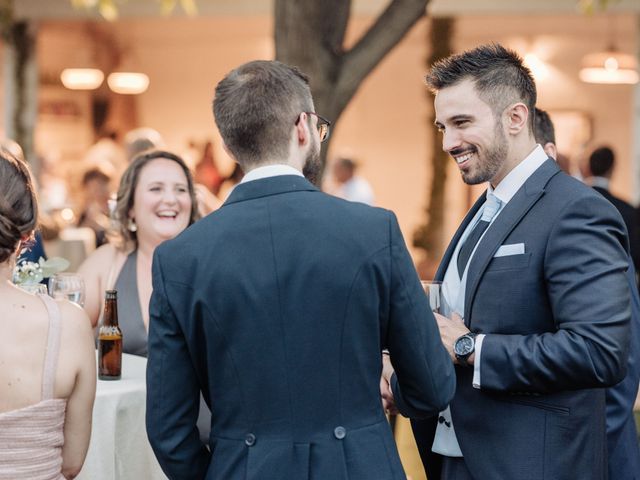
left=69, top=0, right=198, bottom=20
left=577, top=0, right=620, bottom=15
left=13, top=257, right=70, bottom=285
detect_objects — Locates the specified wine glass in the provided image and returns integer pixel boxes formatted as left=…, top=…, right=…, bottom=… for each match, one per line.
left=420, top=280, right=450, bottom=316
left=18, top=283, right=49, bottom=295
left=49, top=273, right=86, bottom=307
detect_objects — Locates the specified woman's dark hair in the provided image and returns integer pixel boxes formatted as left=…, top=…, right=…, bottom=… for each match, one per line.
left=111, top=150, right=200, bottom=251
left=0, top=150, right=38, bottom=263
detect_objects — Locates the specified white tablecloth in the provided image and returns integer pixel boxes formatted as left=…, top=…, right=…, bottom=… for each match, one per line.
left=77, top=353, right=167, bottom=480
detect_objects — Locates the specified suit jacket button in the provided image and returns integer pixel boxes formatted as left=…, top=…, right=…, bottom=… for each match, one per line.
left=245, top=433, right=256, bottom=446
left=334, top=426, right=346, bottom=439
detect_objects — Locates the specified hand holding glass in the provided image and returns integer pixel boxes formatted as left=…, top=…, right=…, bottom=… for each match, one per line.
left=49, top=273, right=85, bottom=307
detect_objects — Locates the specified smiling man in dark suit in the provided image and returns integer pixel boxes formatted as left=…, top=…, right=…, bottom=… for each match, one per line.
left=145, top=60, right=455, bottom=480
left=397, top=44, right=631, bottom=480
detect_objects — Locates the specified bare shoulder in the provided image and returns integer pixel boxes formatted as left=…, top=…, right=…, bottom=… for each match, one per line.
left=57, top=300, right=94, bottom=339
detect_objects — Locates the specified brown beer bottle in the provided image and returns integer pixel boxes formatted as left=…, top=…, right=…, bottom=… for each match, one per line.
left=98, top=290, right=123, bottom=380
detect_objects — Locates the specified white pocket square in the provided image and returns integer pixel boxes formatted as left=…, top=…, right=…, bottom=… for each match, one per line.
left=494, top=243, right=525, bottom=257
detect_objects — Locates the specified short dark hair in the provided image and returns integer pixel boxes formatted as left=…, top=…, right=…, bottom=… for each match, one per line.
left=212, top=60, right=313, bottom=170
left=0, top=150, right=38, bottom=263
left=336, top=157, right=357, bottom=173
left=425, top=43, right=537, bottom=133
left=589, top=146, right=615, bottom=177
left=82, top=168, right=111, bottom=186
left=533, top=108, right=555, bottom=145
left=112, top=150, right=200, bottom=251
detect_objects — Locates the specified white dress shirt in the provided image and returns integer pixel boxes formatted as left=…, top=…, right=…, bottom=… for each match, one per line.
left=241, top=164, right=304, bottom=183
left=432, top=144, right=549, bottom=457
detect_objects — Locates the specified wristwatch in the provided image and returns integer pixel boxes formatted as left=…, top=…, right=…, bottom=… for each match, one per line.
left=454, top=332, right=477, bottom=367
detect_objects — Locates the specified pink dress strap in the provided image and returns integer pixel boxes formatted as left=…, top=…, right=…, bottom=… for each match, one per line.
left=37, top=294, right=62, bottom=401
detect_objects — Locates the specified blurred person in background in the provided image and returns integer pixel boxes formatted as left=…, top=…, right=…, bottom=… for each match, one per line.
left=123, top=127, right=165, bottom=163
left=217, top=162, right=244, bottom=200
left=194, top=140, right=223, bottom=195
left=77, top=167, right=112, bottom=248
left=535, top=110, right=640, bottom=480
left=328, top=157, right=375, bottom=205
left=533, top=108, right=571, bottom=174
left=0, top=149, right=96, bottom=480
left=84, top=130, right=125, bottom=182
left=585, top=146, right=640, bottom=281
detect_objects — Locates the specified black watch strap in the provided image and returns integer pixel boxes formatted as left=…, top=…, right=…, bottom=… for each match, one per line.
left=455, top=332, right=477, bottom=367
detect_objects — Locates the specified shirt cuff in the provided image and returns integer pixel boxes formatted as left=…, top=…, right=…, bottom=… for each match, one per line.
left=472, top=334, right=485, bottom=389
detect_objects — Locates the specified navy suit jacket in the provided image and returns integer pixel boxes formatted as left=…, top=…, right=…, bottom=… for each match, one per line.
left=593, top=185, right=640, bottom=279
left=146, top=175, right=455, bottom=480
left=605, top=262, right=640, bottom=480
left=412, top=160, right=631, bottom=480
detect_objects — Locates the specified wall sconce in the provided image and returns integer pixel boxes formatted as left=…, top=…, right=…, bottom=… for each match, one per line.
left=107, top=71, right=150, bottom=94
left=60, top=68, right=104, bottom=90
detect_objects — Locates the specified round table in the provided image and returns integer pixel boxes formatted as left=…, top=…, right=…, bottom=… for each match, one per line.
left=77, top=353, right=167, bottom=480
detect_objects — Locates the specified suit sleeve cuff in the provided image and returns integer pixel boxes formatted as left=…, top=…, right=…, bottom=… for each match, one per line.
left=472, top=334, right=486, bottom=389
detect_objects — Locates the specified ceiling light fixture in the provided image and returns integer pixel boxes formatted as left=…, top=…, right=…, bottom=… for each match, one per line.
left=579, top=15, right=639, bottom=85
left=579, top=50, right=639, bottom=84
left=60, top=68, right=104, bottom=90
left=107, top=72, right=150, bottom=95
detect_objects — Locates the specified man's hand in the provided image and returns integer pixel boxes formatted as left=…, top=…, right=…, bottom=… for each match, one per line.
left=380, top=354, right=399, bottom=415
left=435, top=312, right=472, bottom=364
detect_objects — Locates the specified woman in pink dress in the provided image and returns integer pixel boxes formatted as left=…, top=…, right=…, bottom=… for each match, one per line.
left=0, top=150, right=96, bottom=479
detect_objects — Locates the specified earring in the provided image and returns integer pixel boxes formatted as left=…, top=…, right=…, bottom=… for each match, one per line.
left=127, top=219, right=137, bottom=232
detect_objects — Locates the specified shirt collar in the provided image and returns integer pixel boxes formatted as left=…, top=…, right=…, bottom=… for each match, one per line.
left=488, top=144, right=548, bottom=205
left=241, top=164, right=304, bottom=184
left=589, top=176, right=610, bottom=190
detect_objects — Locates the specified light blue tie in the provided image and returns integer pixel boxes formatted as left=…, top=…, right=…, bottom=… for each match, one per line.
left=457, top=193, right=502, bottom=278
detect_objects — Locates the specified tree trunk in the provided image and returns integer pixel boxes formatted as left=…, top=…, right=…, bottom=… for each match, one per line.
left=1, top=3, right=38, bottom=174
left=412, top=17, right=454, bottom=267
left=274, top=0, right=429, bottom=184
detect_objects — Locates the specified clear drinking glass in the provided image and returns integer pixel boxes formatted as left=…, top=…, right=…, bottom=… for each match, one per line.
left=420, top=280, right=450, bottom=316
left=49, top=273, right=86, bottom=307
left=18, top=283, right=49, bottom=295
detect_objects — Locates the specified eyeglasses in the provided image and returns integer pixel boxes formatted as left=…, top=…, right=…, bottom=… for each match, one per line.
left=296, top=112, right=331, bottom=143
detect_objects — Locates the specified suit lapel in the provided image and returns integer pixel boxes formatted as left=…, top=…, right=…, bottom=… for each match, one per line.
left=463, top=159, right=561, bottom=323
left=435, top=195, right=486, bottom=281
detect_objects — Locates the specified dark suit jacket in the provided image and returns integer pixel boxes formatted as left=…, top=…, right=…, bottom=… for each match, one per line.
left=146, top=175, right=455, bottom=480
left=592, top=185, right=640, bottom=479
left=593, top=185, right=640, bottom=280
left=605, top=262, right=640, bottom=480
left=412, top=160, right=631, bottom=480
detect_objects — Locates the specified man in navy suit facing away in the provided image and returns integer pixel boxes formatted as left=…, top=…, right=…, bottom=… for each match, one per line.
left=145, top=60, right=455, bottom=480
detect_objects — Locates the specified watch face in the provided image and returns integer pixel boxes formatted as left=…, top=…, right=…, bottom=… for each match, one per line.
left=455, top=336, right=474, bottom=356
